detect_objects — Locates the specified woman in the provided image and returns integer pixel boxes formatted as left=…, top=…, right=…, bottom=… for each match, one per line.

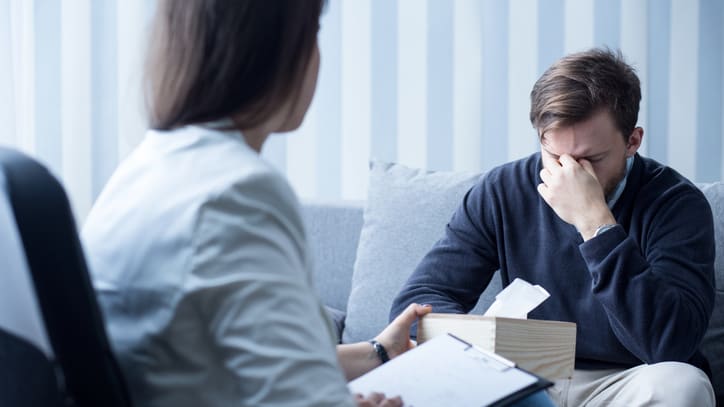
left=83, top=1, right=426, bottom=406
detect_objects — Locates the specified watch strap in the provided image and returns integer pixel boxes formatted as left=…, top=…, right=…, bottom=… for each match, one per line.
left=593, top=223, right=617, bottom=238
left=368, top=339, right=390, bottom=364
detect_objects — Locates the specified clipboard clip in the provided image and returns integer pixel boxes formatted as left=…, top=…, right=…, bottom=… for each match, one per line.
left=447, top=333, right=516, bottom=372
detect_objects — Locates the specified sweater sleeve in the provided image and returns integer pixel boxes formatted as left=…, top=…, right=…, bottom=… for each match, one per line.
left=390, top=179, right=500, bottom=333
left=579, top=187, right=716, bottom=364
left=190, top=172, right=355, bottom=407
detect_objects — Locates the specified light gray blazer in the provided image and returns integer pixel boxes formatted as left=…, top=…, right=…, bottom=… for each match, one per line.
left=82, top=124, right=354, bottom=406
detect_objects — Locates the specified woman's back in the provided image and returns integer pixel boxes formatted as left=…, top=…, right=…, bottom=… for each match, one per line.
left=82, top=124, right=354, bottom=406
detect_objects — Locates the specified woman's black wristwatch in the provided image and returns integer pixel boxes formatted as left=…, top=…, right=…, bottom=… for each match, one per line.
left=368, top=339, right=390, bottom=364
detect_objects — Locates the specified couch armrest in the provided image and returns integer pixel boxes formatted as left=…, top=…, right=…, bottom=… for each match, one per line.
left=324, top=306, right=346, bottom=344
left=301, top=200, right=364, bottom=313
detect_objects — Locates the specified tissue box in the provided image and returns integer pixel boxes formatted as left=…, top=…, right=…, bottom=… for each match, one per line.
left=417, top=313, right=577, bottom=380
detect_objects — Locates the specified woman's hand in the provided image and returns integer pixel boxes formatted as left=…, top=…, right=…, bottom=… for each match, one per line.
left=337, top=303, right=431, bottom=381
left=374, top=303, right=432, bottom=359
left=354, top=392, right=403, bottom=407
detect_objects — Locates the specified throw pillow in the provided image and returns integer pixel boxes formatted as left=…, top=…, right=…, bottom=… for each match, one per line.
left=342, top=161, right=503, bottom=343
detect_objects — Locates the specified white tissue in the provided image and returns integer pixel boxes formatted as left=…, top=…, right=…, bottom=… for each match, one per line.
left=482, top=278, right=550, bottom=319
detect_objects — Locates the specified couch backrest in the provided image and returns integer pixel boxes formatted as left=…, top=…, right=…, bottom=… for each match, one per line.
left=301, top=198, right=504, bottom=315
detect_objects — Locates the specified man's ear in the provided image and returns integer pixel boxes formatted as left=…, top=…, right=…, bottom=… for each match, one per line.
left=625, top=127, right=644, bottom=157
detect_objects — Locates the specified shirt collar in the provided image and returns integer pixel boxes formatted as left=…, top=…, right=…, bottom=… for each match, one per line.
left=607, top=155, right=635, bottom=208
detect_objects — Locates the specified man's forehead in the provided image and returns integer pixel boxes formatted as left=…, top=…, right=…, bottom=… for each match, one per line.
left=540, top=131, right=609, bottom=158
left=540, top=110, right=619, bottom=140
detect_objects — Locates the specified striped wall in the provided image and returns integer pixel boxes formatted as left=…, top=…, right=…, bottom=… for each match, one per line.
left=0, top=0, right=722, bottom=221
left=281, top=0, right=724, bottom=200
left=1, top=0, right=154, bottom=220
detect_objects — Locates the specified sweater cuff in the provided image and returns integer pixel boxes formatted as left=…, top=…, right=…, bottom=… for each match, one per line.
left=579, top=225, right=626, bottom=281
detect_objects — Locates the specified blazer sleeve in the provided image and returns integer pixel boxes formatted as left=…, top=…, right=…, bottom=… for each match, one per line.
left=189, top=171, right=355, bottom=407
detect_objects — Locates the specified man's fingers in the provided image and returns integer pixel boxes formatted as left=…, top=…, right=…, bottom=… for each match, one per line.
left=537, top=182, right=546, bottom=193
left=578, top=159, right=597, bottom=179
left=537, top=183, right=549, bottom=200
left=558, top=154, right=578, bottom=167
left=539, top=168, right=552, bottom=185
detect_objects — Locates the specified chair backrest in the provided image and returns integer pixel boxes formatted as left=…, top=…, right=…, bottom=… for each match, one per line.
left=0, top=168, right=63, bottom=406
left=0, top=147, right=132, bottom=407
left=0, top=327, right=64, bottom=406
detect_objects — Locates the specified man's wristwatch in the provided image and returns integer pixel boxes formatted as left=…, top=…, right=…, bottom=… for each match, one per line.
left=593, top=223, right=618, bottom=238
left=368, top=339, right=390, bottom=364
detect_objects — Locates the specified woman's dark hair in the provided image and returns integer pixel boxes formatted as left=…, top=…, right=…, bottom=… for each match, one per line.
left=146, top=0, right=324, bottom=130
left=530, top=47, right=641, bottom=140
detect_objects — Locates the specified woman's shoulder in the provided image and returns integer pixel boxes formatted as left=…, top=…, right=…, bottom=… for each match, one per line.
left=170, top=126, right=304, bottom=236
left=153, top=124, right=300, bottom=211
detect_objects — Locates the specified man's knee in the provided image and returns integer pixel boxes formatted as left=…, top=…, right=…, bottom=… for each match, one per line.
left=629, top=362, right=714, bottom=406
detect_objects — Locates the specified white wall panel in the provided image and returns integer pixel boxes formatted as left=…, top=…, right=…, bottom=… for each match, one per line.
left=508, top=0, right=538, bottom=161
left=341, top=0, right=372, bottom=199
left=620, top=0, right=649, bottom=156
left=452, top=0, right=483, bottom=172
left=287, top=101, right=319, bottom=199
left=10, top=0, right=35, bottom=153
left=397, top=0, right=428, bottom=170
left=564, top=0, right=594, bottom=53
left=61, top=0, right=92, bottom=220
left=0, top=0, right=15, bottom=146
left=668, top=0, right=699, bottom=179
left=116, top=0, right=147, bottom=161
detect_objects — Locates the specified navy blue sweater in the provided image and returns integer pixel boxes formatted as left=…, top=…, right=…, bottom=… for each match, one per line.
left=390, top=153, right=716, bottom=371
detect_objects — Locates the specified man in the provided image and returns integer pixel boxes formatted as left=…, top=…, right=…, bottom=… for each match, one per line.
left=390, top=48, right=716, bottom=406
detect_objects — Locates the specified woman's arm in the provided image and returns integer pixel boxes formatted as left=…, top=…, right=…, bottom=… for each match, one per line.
left=337, top=303, right=432, bottom=381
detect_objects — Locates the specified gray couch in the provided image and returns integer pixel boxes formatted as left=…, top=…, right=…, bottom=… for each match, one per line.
left=301, top=161, right=724, bottom=404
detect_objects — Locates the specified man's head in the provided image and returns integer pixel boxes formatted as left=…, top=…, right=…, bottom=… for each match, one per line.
left=530, top=48, right=641, bottom=140
left=530, top=48, right=644, bottom=198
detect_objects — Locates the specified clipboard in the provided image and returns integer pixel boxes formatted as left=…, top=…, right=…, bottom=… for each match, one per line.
left=348, top=333, right=552, bottom=407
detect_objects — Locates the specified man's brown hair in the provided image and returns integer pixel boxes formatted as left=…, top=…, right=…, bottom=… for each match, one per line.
left=529, top=48, right=641, bottom=141
left=145, top=0, right=325, bottom=131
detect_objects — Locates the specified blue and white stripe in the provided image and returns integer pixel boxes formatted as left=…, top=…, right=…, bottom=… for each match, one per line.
left=0, top=0, right=722, bottom=219
left=285, top=0, right=724, bottom=199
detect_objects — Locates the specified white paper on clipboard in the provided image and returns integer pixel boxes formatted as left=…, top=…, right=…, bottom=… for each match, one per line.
left=348, top=333, right=550, bottom=407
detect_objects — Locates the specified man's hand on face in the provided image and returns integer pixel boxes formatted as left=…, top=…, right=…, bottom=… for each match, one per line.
left=537, top=154, right=616, bottom=241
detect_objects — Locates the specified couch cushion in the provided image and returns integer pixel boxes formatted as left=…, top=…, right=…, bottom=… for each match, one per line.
left=697, top=182, right=724, bottom=403
left=342, top=162, right=502, bottom=343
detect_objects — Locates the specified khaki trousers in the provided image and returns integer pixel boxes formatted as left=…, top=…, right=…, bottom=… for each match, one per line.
left=546, top=362, right=714, bottom=407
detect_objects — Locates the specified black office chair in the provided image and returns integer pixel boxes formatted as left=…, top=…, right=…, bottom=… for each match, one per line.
left=0, top=327, right=63, bottom=406
left=0, top=147, right=132, bottom=407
